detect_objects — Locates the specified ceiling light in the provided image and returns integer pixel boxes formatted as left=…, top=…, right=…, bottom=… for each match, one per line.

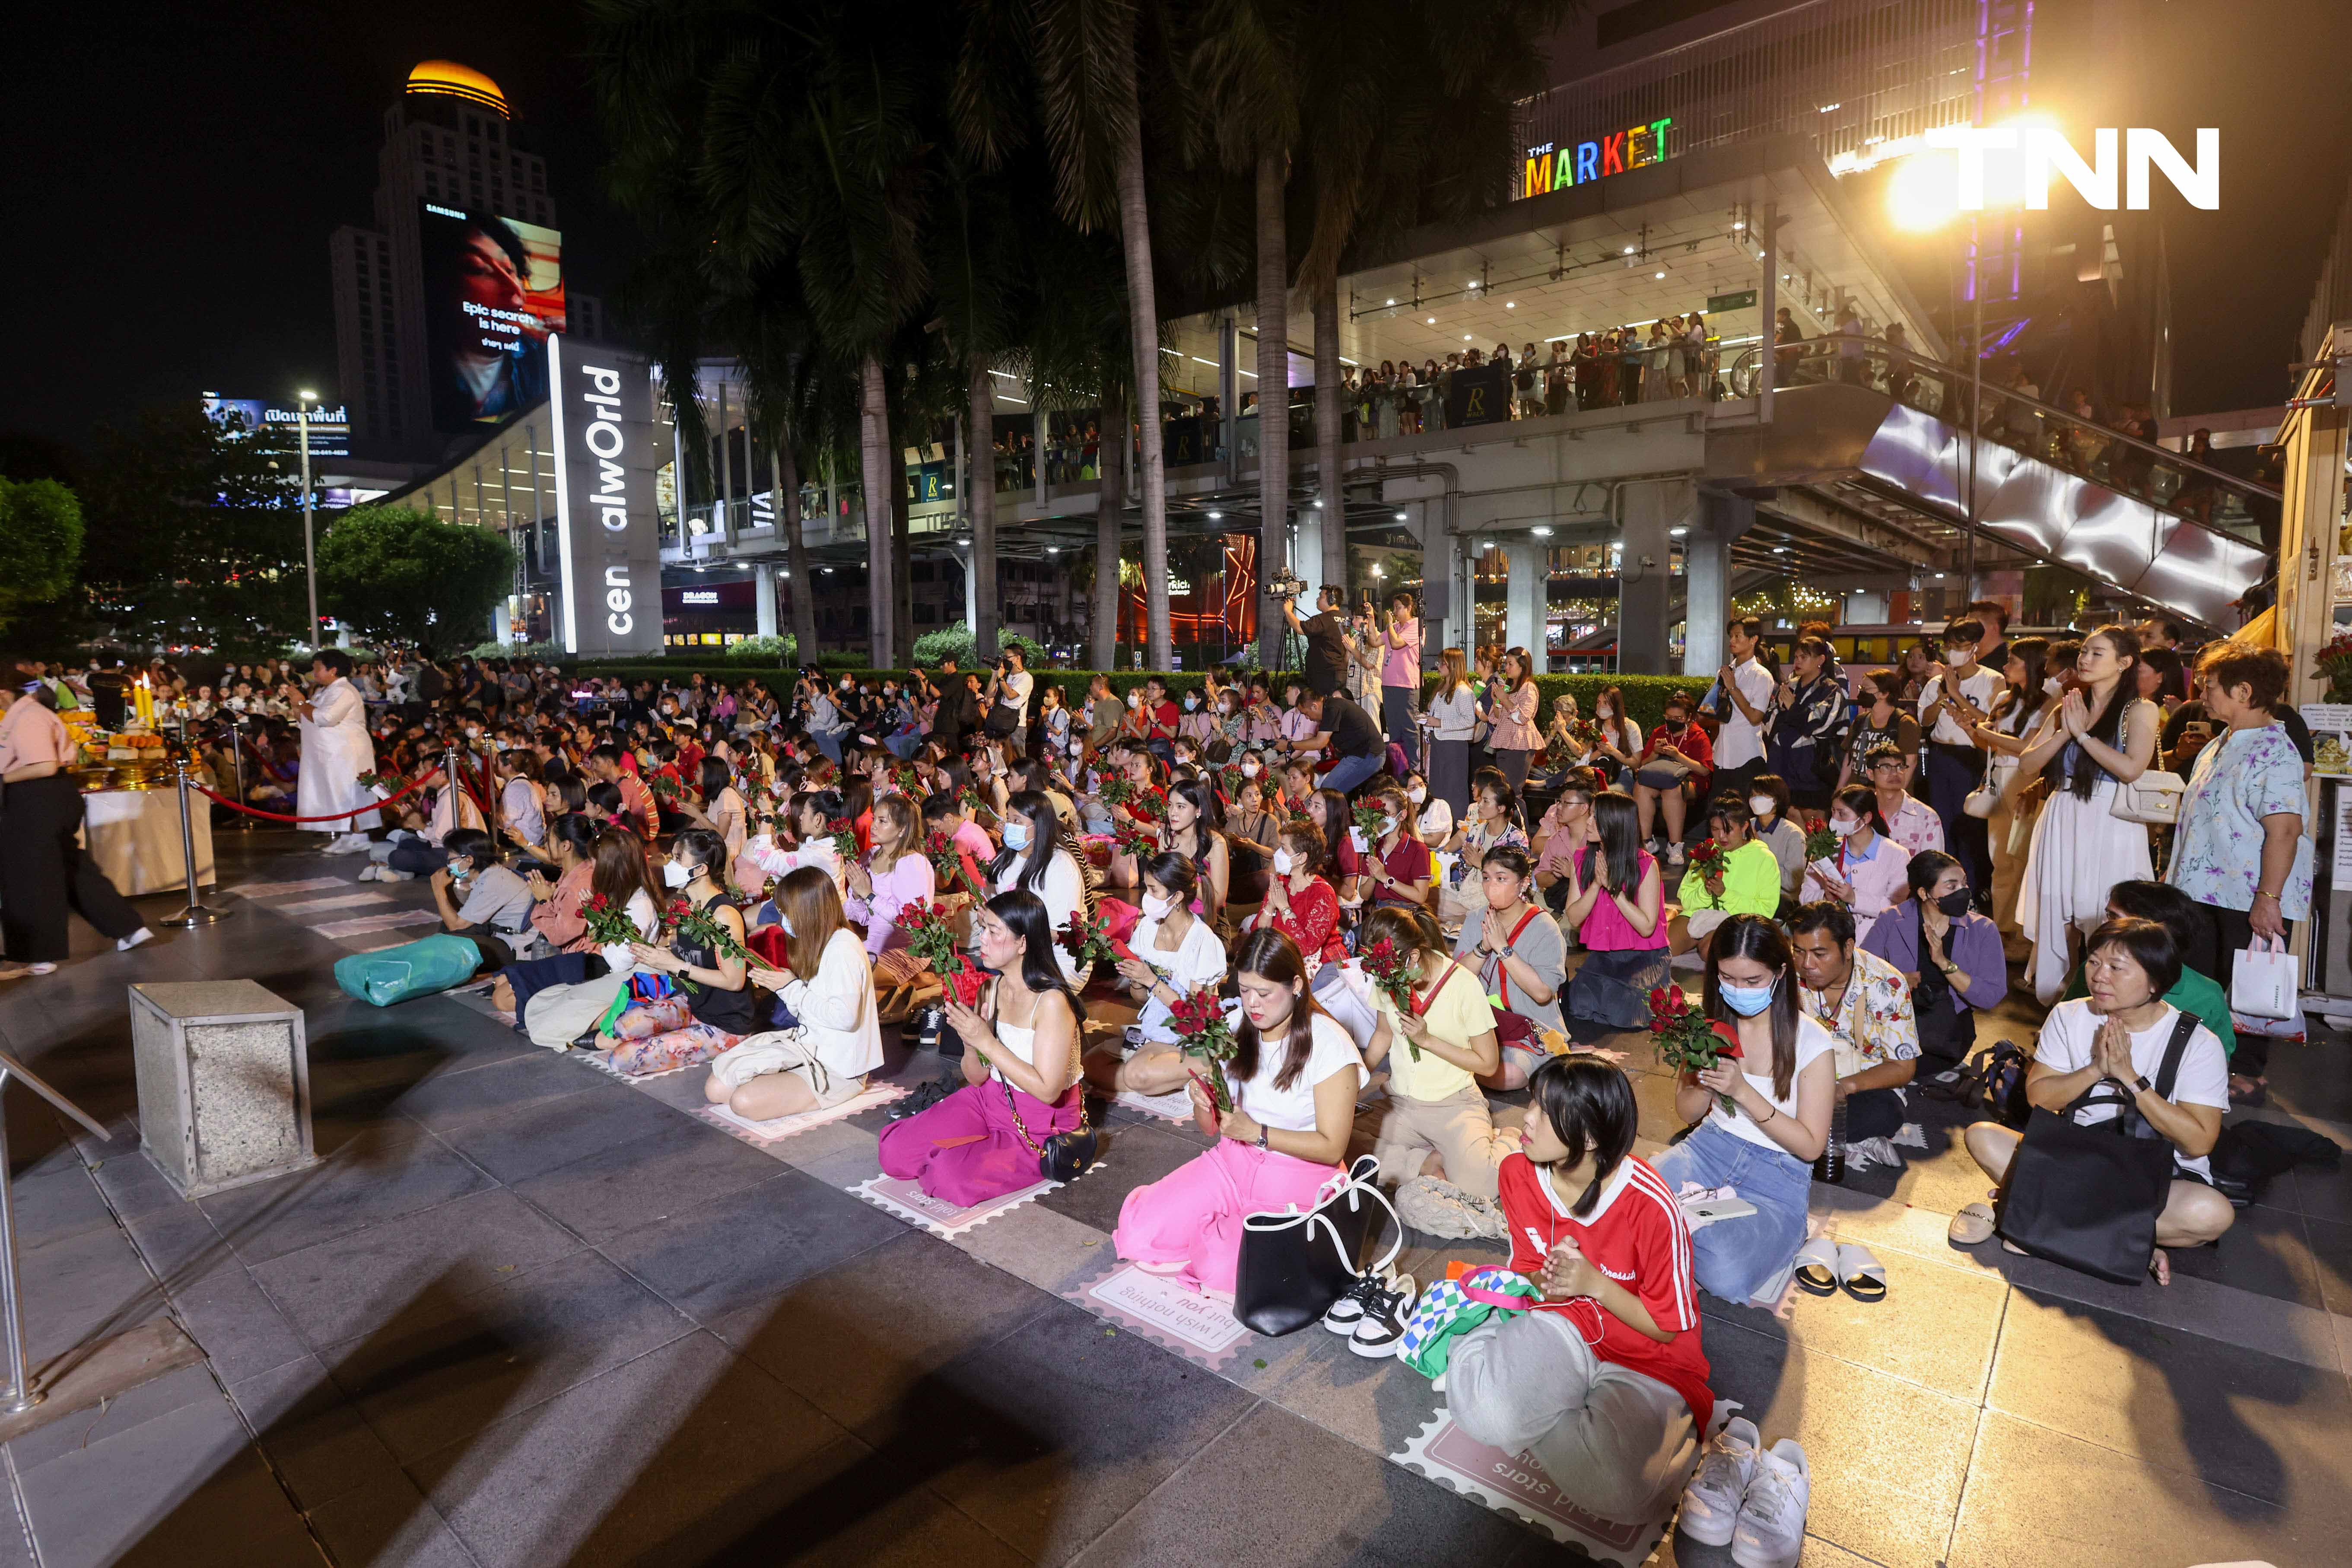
left=1386, top=297, right=1396, bottom=305
left=1046, top=546, right=1061, bottom=554
left=1669, top=526, right=1688, bottom=538
left=1733, top=220, right=1746, bottom=230
left=1623, top=246, right=1635, bottom=255
left=1311, top=499, right=1322, bottom=508
left=1505, top=301, right=1516, bottom=309
left=1463, top=334, right=1473, bottom=341
left=1773, top=545, right=1789, bottom=553
left=1427, top=317, right=1436, bottom=324
left=1655, top=271, right=1666, bottom=280
left=1531, top=526, right=1552, bottom=537
left=1396, top=511, right=1409, bottom=521
left=1933, top=571, right=1945, bottom=579
left=1207, top=509, right=1223, bottom=519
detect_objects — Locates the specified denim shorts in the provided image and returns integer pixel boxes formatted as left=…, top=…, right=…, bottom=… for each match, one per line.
left=1651, top=1121, right=1812, bottom=1305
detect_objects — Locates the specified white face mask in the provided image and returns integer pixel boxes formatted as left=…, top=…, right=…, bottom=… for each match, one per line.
left=1141, top=892, right=1174, bottom=920
left=1272, top=849, right=1294, bottom=875
left=1381, top=814, right=1399, bottom=836
left=1126, top=692, right=1141, bottom=709
left=1241, top=759, right=1260, bottom=776
left=1408, top=786, right=1427, bottom=803
left=1829, top=817, right=1862, bottom=837
left=1748, top=795, right=1775, bottom=817
left=662, top=860, right=693, bottom=887
left=778, top=910, right=796, bottom=936
left=2044, top=675, right=2065, bottom=696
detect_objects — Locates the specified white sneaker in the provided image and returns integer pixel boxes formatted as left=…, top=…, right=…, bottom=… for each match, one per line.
left=116, top=928, right=153, bottom=952
left=356, top=865, right=379, bottom=881
left=1348, top=1272, right=1417, bottom=1359
left=1678, top=1415, right=1759, bottom=1546
left=1730, top=1438, right=1811, bottom=1568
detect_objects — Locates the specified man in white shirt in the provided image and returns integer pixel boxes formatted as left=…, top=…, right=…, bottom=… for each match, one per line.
left=1917, top=616, right=1999, bottom=910
left=988, top=648, right=1036, bottom=754
left=1709, top=615, right=1777, bottom=807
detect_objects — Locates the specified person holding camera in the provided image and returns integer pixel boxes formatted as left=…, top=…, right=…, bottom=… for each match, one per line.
left=1284, top=585, right=1350, bottom=700
left=984, top=647, right=1034, bottom=755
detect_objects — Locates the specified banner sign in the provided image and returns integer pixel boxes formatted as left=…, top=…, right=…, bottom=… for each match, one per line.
left=548, top=336, right=664, bottom=658
left=1444, top=363, right=1512, bottom=429
left=1520, top=118, right=1672, bottom=200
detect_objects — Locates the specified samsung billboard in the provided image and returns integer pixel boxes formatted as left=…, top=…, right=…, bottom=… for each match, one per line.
left=418, top=200, right=566, bottom=433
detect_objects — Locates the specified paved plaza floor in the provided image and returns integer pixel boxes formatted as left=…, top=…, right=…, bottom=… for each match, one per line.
left=1, top=829, right=2347, bottom=1566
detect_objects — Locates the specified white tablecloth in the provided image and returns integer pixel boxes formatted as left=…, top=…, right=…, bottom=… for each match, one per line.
left=79, top=789, right=215, bottom=895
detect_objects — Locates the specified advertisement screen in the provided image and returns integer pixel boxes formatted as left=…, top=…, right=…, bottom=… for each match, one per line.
left=202, top=394, right=351, bottom=458
left=418, top=200, right=565, bottom=433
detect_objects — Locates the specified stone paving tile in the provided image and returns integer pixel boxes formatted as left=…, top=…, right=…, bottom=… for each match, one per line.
left=195, top=1123, right=495, bottom=1264
left=223, top=1353, right=407, bottom=1508
left=305, top=1470, right=478, bottom=1568
left=383, top=1049, right=600, bottom=1132
left=19, top=1223, right=172, bottom=1367
left=10, top=1162, right=119, bottom=1254
left=4, top=1363, right=222, bottom=1476
left=506, top=1113, right=788, bottom=1246
left=430, top=1075, right=690, bottom=1185
left=1032, top=1117, right=1201, bottom=1234
left=1726, top=1239, right=2008, bottom=1403
left=600, top=1167, right=908, bottom=1324
left=169, top=1264, right=311, bottom=1385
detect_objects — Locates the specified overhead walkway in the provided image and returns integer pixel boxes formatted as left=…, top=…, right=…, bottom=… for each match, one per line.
left=1705, top=340, right=2281, bottom=631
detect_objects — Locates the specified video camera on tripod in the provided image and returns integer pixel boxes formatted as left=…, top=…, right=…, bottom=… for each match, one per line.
left=1267, top=567, right=1309, bottom=604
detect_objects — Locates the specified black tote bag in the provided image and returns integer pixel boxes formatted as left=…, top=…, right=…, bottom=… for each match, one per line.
left=1995, top=1015, right=2195, bottom=1285
left=1235, top=1155, right=1398, bottom=1336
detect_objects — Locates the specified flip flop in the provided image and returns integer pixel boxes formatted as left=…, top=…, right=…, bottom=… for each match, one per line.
left=1836, top=1243, right=1887, bottom=1301
left=1793, top=1235, right=1840, bottom=1295
left=1948, top=1202, right=1996, bottom=1246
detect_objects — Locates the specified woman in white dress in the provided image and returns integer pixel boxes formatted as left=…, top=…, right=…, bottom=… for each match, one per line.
left=2013, top=626, right=2161, bottom=1004
left=297, top=650, right=380, bottom=849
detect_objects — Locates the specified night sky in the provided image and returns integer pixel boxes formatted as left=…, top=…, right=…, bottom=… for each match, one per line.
left=3, top=0, right=2347, bottom=456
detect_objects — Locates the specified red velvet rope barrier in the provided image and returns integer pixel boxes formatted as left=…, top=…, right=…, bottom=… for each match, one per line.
left=186, top=769, right=439, bottom=823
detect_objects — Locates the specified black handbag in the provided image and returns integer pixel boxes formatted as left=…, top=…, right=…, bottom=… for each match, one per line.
left=1002, top=1077, right=1097, bottom=1182
left=984, top=703, right=1020, bottom=738
left=1995, top=1013, right=2195, bottom=1285
left=1234, top=1155, right=1399, bottom=1336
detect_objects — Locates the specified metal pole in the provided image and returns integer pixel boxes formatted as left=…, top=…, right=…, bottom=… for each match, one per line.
left=157, top=757, right=228, bottom=928
left=0, top=1078, right=36, bottom=1413
left=1966, top=260, right=1982, bottom=601
left=299, top=404, right=318, bottom=649
left=231, top=720, right=252, bottom=832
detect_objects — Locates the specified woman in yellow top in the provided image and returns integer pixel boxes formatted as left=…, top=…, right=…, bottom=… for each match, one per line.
left=1357, top=905, right=1512, bottom=1239
left=1667, top=799, right=1784, bottom=959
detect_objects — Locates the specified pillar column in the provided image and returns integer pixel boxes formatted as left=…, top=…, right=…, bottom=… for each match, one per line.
left=950, top=540, right=979, bottom=635
left=1504, top=535, right=1548, bottom=658
left=1680, top=492, right=1755, bottom=677
left=754, top=562, right=779, bottom=639
left=1293, top=511, right=1324, bottom=598
left=1616, top=479, right=1693, bottom=674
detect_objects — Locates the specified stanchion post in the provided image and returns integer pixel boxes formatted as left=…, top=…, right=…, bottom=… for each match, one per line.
left=157, top=758, right=229, bottom=929
left=231, top=719, right=253, bottom=832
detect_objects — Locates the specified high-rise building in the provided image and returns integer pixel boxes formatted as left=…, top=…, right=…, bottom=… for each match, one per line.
left=330, top=60, right=601, bottom=458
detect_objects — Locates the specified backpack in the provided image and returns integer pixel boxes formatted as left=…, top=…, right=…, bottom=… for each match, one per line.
left=1974, top=1040, right=2032, bottom=1129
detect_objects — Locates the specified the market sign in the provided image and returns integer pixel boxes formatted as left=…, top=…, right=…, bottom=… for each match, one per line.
left=1521, top=118, right=1672, bottom=200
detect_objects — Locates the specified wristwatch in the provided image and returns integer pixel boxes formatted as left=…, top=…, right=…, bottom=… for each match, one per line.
left=2132, top=1073, right=2152, bottom=1094
left=1255, top=1125, right=1269, bottom=1150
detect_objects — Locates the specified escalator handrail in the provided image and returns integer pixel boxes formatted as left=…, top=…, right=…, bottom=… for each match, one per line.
left=1727, top=338, right=2279, bottom=502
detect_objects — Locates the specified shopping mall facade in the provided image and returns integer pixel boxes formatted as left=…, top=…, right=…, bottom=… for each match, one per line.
left=381, top=0, right=2278, bottom=676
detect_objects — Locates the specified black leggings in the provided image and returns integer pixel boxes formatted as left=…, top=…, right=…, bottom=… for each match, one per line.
left=0, top=773, right=146, bottom=962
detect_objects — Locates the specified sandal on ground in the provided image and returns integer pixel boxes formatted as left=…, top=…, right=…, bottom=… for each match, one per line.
left=1948, top=1203, right=1997, bottom=1246
left=1793, top=1235, right=1840, bottom=1295
left=1836, top=1243, right=1887, bottom=1301
left=2228, top=1075, right=2268, bottom=1106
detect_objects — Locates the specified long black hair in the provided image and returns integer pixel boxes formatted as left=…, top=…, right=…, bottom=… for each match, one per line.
left=2005, top=635, right=2053, bottom=733
left=989, top=789, right=1059, bottom=892
left=1585, top=790, right=1644, bottom=896
left=1704, top=913, right=1799, bottom=1100
left=982, top=889, right=1087, bottom=1023
left=1526, top=1057, right=1640, bottom=1217
left=1227, top=929, right=1324, bottom=1093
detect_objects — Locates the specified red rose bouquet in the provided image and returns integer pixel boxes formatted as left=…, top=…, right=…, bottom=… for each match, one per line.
left=580, top=893, right=645, bottom=949
left=661, top=897, right=747, bottom=964
left=1358, top=936, right=1422, bottom=1061
left=1350, top=801, right=1388, bottom=848
left=1098, top=774, right=1135, bottom=807
left=1802, top=821, right=1840, bottom=865
left=1127, top=786, right=1166, bottom=824
left=1166, top=986, right=1239, bottom=1117
left=645, top=770, right=686, bottom=804
left=1647, top=985, right=1744, bottom=1112
left=899, top=900, right=984, bottom=1006
left=1058, top=909, right=1132, bottom=972
left=1686, top=836, right=1728, bottom=881
left=922, top=829, right=987, bottom=900
left=1111, top=817, right=1157, bottom=858
left=826, top=815, right=861, bottom=861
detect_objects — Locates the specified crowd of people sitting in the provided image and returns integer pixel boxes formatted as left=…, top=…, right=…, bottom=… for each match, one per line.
left=13, top=584, right=2311, bottom=1558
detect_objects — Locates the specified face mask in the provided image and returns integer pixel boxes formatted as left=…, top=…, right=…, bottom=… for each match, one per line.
left=1945, top=649, right=1973, bottom=668
left=1141, top=892, right=1174, bottom=920
left=1241, top=759, right=1260, bottom=776
left=1381, top=814, right=1398, bottom=836
left=1408, top=786, right=1427, bottom=804
left=1749, top=795, right=1775, bottom=817
left=2044, top=675, right=2065, bottom=696
left=1665, top=716, right=1686, bottom=731
left=662, top=860, right=692, bottom=888
left=778, top=910, right=797, bottom=937
left=1272, top=849, right=1294, bottom=875
left=1829, top=817, right=1862, bottom=837
left=1183, top=695, right=1198, bottom=710
left=1126, top=692, right=1141, bottom=709
left=1003, top=821, right=1031, bottom=850
left=1720, top=978, right=1777, bottom=1017
left=1596, top=704, right=1611, bottom=719
left=447, top=860, right=471, bottom=878
left=465, top=727, right=480, bottom=738
left=1935, top=888, right=1973, bottom=918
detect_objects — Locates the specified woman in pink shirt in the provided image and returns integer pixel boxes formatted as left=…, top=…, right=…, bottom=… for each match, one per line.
left=1485, top=646, right=1542, bottom=792
left=0, top=656, right=150, bottom=975
left=852, top=795, right=938, bottom=1018
left=1380, top=590, right=1423, bottom=745
left=1799, top=785, right=1914, bottom=945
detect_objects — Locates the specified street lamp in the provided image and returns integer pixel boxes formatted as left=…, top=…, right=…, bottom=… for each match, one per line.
left=296, top=390, right=320, bottom=649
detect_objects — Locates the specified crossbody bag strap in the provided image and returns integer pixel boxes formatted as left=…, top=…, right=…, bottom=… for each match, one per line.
left=1489, top=906, right=1542, bottom=1008
left=2153, top=1010, right=2197, bottom=1101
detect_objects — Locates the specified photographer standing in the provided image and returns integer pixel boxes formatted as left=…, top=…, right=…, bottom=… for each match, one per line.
left=1284, top=585, right=1350, bottom=699
left=985, top=647, right=1035, bottom=755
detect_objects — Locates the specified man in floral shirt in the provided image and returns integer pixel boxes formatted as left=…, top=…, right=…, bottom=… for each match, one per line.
left=1863, top=744, right=1945, bottom=856
left=1788, top=901, right=1920, bottom=1159
left=2164, top=646, right=2314, bottom=1100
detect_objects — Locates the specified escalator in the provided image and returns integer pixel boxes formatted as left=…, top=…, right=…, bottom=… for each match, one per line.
left=1708, top=343, right=2279, bottom=630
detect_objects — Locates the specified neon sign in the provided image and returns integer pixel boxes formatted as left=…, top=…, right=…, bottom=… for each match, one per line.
left=1520, top=118, right=1672, bottom=200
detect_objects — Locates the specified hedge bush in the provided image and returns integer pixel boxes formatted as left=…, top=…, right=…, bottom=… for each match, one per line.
left=569, top=662, right=1703, bottom=731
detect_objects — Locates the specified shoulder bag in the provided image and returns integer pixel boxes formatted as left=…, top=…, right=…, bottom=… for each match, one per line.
left=1002, top=1075, right=1098, bottom=1183
left=1994, top=1012, right=2195, bottom=1284
left=1235, top=1155, right=1402, bottom=1336
left=2105, top=705, right=2184, bottom=825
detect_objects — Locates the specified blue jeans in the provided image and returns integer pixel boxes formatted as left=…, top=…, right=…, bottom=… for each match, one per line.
left=1322, top=751, right=1385, bottom=796
left=812, top=729, right=845, bottom=765
left=884, top=733, right=921, bottom=760
left=1650, top=1121, right=1811, bottom=1305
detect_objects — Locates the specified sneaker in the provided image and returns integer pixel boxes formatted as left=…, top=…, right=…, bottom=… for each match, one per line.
left=1677, top=1415, right=1760, bottom=1546
left=1323, top=1272, right=1384, bottom=1334
left=1395, top=1176, right=1509, bottom=1240
left=356, top=865, right=379, bottom=881
left=1349, top=1273, right=1417, bottom=1358
left=116, top=928, right=153, bottom=953
left=1665, top=841, right=1688, bottom=865
left=1730, top=1438, right=1811, bottom=1568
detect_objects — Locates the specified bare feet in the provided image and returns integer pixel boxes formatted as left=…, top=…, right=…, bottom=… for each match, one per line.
left=2150, top=1247, right=2171, bottom=1286
left=491, top=977, right=515, bottom=1012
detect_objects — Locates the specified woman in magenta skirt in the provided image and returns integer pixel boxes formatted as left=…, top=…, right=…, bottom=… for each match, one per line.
left=877, top=890, right=1084, bottom=1205
left=1108, top=930, right=1366, bottom=1302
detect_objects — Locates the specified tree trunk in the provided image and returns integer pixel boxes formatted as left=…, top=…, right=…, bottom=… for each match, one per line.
left=1254, top=145, right=1289, bottom=671
left=1313, top=273, right=1345, bottom=599
left=969, top=360, right=1001, bottom=663
left=778, top=431, right=817, bottom=665
left=1093, top=378, right=1128, bottom=670
left=858, top=353, right=893, bottom=669
left=1117, top=115, right=1170, bottom=670
left=892, top=481, right=913, bottom=665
